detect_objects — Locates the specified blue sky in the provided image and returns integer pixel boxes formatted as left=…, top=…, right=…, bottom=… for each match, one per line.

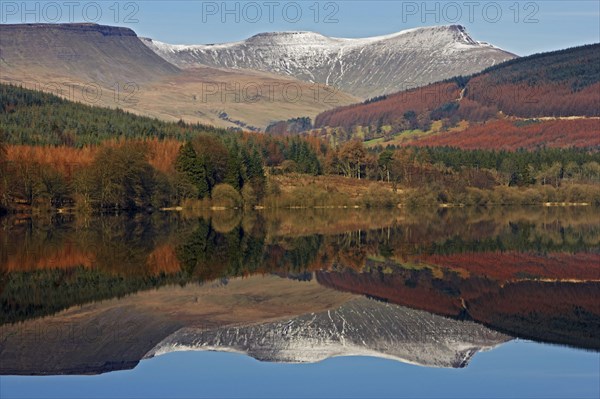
left=1, top=1, right=599, bottom=55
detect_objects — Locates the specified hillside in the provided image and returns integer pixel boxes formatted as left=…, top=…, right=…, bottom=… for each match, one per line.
left=465, top=44, right=600, bottom=117
left=0, top=83, right=227, bottom=145
left=312, top=44, right=600, bottom=149
left=0, top=23, right=180, bottom=84
left=0, top=23, right=357, bottom=130
left=143, top=25, right=515, bottom=98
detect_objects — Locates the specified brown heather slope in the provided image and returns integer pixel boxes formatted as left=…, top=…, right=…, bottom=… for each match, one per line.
left=0, top=23, right=180, bottom=84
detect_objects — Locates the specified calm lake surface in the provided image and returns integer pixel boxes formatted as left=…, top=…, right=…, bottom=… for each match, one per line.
left=1, top=207, right=599, bottom=398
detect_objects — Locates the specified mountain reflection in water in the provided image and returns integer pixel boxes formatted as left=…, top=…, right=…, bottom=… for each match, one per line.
left=1, top=207, right=598, bottom=375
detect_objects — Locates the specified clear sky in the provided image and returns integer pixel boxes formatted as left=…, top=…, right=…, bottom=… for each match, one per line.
left=1, top=1, right=599, bottom=55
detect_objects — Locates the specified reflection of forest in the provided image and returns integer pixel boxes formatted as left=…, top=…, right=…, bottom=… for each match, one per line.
left=1, top=207, right=599, bottom=349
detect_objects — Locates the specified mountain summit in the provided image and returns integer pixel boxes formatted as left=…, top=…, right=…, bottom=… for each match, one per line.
left=0, top=23, right=180, bottom=85
left=145, top=298, right=510, bottom=368
left=143, top=25, right=516, bottom=98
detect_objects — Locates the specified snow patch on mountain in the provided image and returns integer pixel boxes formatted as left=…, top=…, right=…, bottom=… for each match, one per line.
left=142, top=25, right=516, bottom=98
left=144, top=298, right=511, bottom=368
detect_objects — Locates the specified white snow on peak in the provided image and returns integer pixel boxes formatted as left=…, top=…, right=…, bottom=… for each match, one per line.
left=144, top=298, right=511, bottom=369
left=142, top=24, right=515, bottom=98
left=145, top=25, right=482, bottom=52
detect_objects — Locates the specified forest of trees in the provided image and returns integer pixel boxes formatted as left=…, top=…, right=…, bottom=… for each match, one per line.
left=0, top=84, right=329, bottom=211
left=314, top=82, right=459, bottom=133
left=175, top=135, right=266, bottom=205
left=2, top=80, right=600, bottom=212
left=0, top=83, right=229, bottom=146
left=328, top=140, right=600, bottom=185
left=1, top=135, right=325, bottom=211
left=2, top=129, right=600, bottom=211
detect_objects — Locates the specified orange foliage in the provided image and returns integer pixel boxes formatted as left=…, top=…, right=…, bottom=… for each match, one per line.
left=146, top=244, right=182, bottom=275
left=312, top=44, right=600, bottom=151
left=5, top=145, right=96, bottom=178
left=1, top=242, right=94, bottom=272
left=1, top=237, right=182, bottom=276
left=5, top=139, right=182, bottom=177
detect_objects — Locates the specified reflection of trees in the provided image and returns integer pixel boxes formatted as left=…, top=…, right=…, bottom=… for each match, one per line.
left=177, top=218, right=266, bottom=281
left=0, top=266, right=181, bottom=324
left=3, top=208, right=599, bottom=277
left=211, top=210, right=243, bottom=233
left=0, top=215, right=194, bottom=324
left=264, top=235, right=323, bottom=274
left=1, top=207, right=599, bottom=326
left=177, top=217, right=324, bottom=280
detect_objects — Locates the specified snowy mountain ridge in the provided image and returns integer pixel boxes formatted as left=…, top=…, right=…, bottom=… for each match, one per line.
left=143, top=25, right=516, bottom=98
left=144, top=298, right=511, bottom=368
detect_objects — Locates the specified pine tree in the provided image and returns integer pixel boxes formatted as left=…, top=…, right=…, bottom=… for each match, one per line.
left=246, top=148, right=266, bottom=200
left=176, top=142, right=209, bottom=198
left=225, top=141, right=243, bottom=190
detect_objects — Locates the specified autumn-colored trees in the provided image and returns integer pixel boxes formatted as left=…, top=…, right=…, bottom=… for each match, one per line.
left=2, top=69, right=600, bottom=211
left=211, top=184, right=243, bottom=208
left=1, top=141, right=178, bottom=210
left=312, top=83, right=440, bottom=141
left=2, top=158, right=70, bottom=208
left=468, top=43, right=600, bottom=117
left=337, top=141, right=368, bottom=179
left=74, top=143, right=158, bottom=210
left=314, top=82, right=459, bottom=131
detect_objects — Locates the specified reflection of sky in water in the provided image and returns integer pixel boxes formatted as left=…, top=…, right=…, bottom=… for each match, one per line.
left=2, top=341, right=598, bottom=399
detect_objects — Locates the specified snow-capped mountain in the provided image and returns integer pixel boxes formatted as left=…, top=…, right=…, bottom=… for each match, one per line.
left=143, top=25, right=516, bottom=98
left=145, top=298, right=510, bottom=368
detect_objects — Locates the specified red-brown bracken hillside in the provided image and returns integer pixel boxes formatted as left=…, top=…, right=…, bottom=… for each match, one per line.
left=314, top=82, right=460, bottom=132
left=408, top=119, right=600, bottom=150
left=313, top=44, right=600, bottom=150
